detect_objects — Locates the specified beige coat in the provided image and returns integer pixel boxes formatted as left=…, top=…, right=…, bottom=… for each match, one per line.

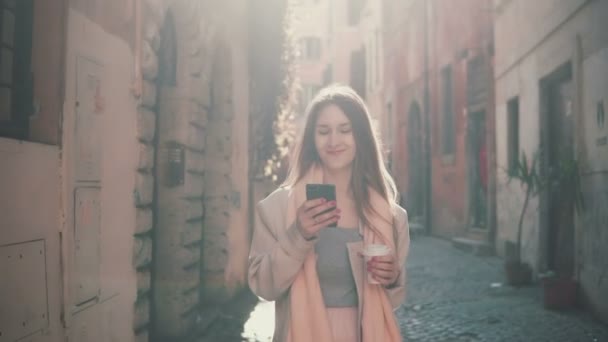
left=248, top=188, right=411, bottom=342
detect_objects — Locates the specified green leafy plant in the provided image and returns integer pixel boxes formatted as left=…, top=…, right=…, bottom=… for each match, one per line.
left=506, top=151, right=544, bottom=263
left=548, top=153, right=585, bottom=213
left=506, top=149, right=585, bottom=264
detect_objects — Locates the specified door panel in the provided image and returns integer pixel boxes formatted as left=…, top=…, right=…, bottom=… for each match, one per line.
left=547, top=76, right=575, bottom=277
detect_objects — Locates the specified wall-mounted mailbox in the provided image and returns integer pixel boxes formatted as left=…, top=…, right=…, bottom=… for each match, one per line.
left=165, top=141, right=185, bottom=187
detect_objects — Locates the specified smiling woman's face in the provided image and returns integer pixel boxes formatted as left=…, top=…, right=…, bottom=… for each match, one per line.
left=314, top=104, right=356, bottom=172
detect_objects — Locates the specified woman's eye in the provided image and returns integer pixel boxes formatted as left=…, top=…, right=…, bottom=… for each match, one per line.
left=340, top=128, right=352, bottom=134
left=317, top=130, right=330, bottom=135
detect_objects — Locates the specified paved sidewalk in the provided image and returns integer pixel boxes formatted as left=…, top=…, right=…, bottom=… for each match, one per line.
left=397, top=236, right=608, bottom=341
left=195, top=236, right=608, bottom=341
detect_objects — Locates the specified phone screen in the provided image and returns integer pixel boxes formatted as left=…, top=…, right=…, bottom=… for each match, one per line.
left=306, top=184, right=337, bottom=227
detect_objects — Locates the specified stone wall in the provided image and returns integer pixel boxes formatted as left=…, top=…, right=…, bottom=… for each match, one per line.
left=134, top=0, right=214, bottom=339
left=201, top=39, right=234, bottom=303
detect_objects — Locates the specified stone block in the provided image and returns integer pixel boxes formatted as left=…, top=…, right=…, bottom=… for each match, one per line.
left=202, top=243, right=228, bottom=272
left=204, top=216, right=230, bottom=234
left=220, top=102, right=235, bottom=121
left=133, top=295, right=150, bottom=331
left=189, top=101, right=208, bottom=128
left=137, top=143, right=155, bottom=172
left=185, top=149, right=204, bottom=174
left=134, top=172, right=154, bottom=207
left=200, top=271, right=230, bottom=303
left=177, top=245, right=201, bottom=267
left=181, top=221, right=203, bottom=246
left=204, top=160, right=232, bottom=175
left=144, top=21, right=161, bottom=52
left=134, top=171, right=154, bottom=206
left=185, top=175, right=204, bottom=198
left=190, top=57, right=203, bottom=78
left=192, top=75, right=211, bottom=108
left=141, top=80, right=157, bottom=109
left=135, top=207, right=153, bottom=235
left=133, top=236, right=153, bottom=268
left=180, top=289, right=199, bottom=317
left=137, top=269, right=151, bottom=296
left=205, top=135, right=232, bottom=158
left=203, top=180, right=231, bottom=198
left=185, top=197, right=204, bottom=221
left=204, top=195, right=230, bottom=212
left=188, top=125, right=205, bottom=151
left=142, top=40, right=158, bottom=81
left=143, top=0, right=164, bottom=27
left=137, top=107, right=157, bottom=143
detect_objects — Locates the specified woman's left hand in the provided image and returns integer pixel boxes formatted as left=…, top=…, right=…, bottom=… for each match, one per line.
left=367, top=254, right=400, bottom=286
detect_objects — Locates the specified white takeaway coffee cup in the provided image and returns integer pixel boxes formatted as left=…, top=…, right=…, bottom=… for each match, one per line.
left=363, top=244, right=391, bottom=284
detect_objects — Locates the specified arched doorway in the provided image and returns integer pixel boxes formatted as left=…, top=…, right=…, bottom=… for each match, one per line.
left=407, top=101, right=425, bottom=219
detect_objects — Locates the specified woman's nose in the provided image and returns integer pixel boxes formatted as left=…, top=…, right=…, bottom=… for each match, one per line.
left=328, top=131, right=340, bottom=146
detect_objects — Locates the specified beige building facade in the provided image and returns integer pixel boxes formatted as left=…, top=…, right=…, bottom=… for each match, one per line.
left=0, top=0, right=282, bottom=341
left=494, top=0, right=608, bottom=323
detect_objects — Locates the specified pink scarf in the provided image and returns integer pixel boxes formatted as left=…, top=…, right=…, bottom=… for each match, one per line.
left=286, top=166, right=402, bottom=342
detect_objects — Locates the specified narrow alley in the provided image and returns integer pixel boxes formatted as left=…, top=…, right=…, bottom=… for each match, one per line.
left=2, top=0, right=608, bottom=341
left=196, top=236, right=608, bottom=341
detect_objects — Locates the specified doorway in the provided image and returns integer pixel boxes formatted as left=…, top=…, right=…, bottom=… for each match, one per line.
left=407, top=102, right=425, bottom=219
left=541, top=62, right=575, bottom=277
left=467, top=110, right=488, bottom=229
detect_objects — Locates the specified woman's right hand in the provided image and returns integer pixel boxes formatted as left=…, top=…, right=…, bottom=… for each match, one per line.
left=296, top=198, right=340, bottom=240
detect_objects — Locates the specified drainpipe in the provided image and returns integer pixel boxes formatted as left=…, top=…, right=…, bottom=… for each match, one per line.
left=423, top=0, right=433, bottom=234
left=132, top=0, right=142, bottom=98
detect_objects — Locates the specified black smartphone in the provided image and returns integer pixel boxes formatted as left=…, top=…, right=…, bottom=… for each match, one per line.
left=306, top=183, right=337, bottom=227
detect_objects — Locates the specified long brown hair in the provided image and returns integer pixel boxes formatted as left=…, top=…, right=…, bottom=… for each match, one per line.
left=283, top=84, right=398, bottom=231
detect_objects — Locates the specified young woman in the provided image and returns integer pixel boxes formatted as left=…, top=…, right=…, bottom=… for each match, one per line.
left=248, top=85, right=410, bottom=342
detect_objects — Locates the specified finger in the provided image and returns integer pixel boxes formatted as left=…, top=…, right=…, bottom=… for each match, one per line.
left=308, top=201, right=338, bottom=217
left=368, top=262, right=394, bottom=272
left=373, top=274, right=394, bottom=285
left=302, top=198, right=326, bottom=211
left=369, top=267, right=394, bottom=281
left=371, top=254, right=395, bottom=263
left=309, top=214, right=339, bottom=232
left=311, top=208, right=340, bottom=224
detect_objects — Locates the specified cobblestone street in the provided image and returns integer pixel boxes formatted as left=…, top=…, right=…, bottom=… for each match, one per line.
left=196, top=236, right=608, bottom=341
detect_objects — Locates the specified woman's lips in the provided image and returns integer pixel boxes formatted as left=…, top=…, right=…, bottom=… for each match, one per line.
left=327, top=149, right=346, bottom=156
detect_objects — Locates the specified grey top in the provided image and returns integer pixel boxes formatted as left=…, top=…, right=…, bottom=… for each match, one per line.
left=315, top=226, right=363, bottom=308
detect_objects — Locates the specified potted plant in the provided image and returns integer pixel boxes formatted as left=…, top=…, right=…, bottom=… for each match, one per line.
left=539, top=270, right=578, bottom=310
left=503, top=151, right=543, bottom=286
left=539, top=154, right=584, bottom=310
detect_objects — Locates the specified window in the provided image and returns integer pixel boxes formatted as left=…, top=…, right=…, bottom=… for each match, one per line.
left=349, top=47, right=366, bottom=100
left=507, top=97, right=520, bottom=174
left=298, top=84, right=320, bottom=114
left=322, top=64, right=332, bottom=86
left=441, top=65, right=455, bottom=155
left=0, top=0, right=34, bottom=140
left=158, top=11, right=177, bottom=86
left=348, top=0, right=364, bottom=26
left=299, top=37, right=321, bottom=61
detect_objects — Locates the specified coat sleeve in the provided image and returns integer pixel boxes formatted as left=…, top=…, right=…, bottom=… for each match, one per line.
left=248, top=200, right=317, bottom=301
left=385, top=207, right=411, bottom=309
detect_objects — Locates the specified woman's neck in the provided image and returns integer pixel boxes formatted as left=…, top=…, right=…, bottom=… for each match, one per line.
left=322, top=165, right=353, bottom=197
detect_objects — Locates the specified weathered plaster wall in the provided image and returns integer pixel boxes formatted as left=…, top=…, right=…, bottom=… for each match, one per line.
left=62, top=7, right=139, bottom=342
left=0, top=139, right=62, bottom=342
left=494, top=0, right=608, bottom=323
